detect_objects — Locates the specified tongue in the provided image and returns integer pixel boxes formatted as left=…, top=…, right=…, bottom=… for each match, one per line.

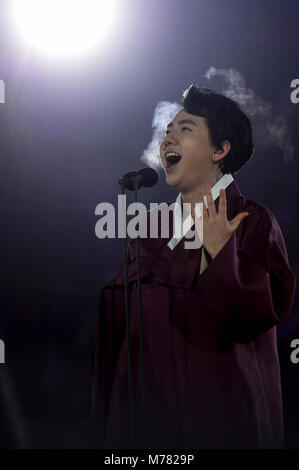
left=168, top=156, right=181, bottom=164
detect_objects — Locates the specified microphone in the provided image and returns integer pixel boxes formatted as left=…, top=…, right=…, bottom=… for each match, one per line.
left=117, top=166, right=158, bottom=445
left=120, top=167, right=158, bottom=191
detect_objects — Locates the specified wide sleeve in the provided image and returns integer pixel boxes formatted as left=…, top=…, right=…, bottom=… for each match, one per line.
left=199, top=207, right=296, bottom=344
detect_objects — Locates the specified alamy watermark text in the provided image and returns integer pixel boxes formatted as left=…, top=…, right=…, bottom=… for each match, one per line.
left=0, top=339, right=5, bottom=364
left=0, top=79, right=5, bottom=103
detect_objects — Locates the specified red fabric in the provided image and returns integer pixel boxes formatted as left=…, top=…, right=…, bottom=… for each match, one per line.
left=92, top=181, right=296, bottom=448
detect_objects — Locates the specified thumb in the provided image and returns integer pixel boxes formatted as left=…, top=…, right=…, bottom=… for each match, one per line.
left=231, top=212, right=250, bottom=231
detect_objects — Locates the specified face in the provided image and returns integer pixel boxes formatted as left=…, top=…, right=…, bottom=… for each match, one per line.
left=159, top=108, right=220, bottom=193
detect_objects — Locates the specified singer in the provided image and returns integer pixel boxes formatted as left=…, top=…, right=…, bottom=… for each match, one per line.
left=91, top=84, right=296, bottom=449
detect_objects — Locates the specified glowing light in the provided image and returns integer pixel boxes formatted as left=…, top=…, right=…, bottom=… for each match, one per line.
left=12, top=0, right=115, bottom=57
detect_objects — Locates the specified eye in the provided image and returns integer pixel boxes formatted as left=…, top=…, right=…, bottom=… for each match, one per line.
left=165, top=127, right=191, bottom=135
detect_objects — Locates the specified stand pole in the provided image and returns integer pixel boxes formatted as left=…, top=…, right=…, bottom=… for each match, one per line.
left=133, top=181, right=148, bottom=446
left=118, top=180, right=134, bottom=447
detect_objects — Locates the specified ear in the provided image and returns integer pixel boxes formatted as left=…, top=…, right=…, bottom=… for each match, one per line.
left=213, top=140, right=231, bottom=162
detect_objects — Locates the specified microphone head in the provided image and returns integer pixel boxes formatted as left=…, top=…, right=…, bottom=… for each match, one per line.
left=137, top=167, right=159, bottom=188
left=119, top=167, right=158, bottom=191
left=121, top=171, right=138, bottom=191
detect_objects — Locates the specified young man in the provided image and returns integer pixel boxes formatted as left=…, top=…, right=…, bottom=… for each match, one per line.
left=92, top=84, right=296, bottom=448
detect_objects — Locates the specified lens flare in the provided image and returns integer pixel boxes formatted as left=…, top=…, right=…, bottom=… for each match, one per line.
left=12, top=0, right=115, bottom=57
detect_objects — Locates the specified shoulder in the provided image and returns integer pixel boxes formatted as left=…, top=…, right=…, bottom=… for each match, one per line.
left=238, top=195, right=283, bottom=239
left=235, top=195, right=288, bottom=270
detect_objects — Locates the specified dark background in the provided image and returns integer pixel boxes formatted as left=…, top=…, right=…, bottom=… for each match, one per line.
left=0, top=0, right=298, bottom=448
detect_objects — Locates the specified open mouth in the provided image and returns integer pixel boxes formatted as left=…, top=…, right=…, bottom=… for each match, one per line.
left=165, top=153, right=182, bottom=171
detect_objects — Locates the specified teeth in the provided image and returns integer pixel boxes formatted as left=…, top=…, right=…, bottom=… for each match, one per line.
left=166, top=152, right=181, bottom=157
left=165, top=152, right=182, bottom=165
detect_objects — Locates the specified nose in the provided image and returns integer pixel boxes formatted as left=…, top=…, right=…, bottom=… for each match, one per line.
left=162, top=131, right=178, bottom=150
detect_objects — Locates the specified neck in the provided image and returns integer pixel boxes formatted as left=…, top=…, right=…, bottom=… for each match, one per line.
left=181, top=172, right=223, bottom=204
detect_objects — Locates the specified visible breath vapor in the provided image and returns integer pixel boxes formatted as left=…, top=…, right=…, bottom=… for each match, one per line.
left=140, top=101, right=182, bottom=170
left=204, top=66, right=294, bottom=162
left=141, top=66, right=294, bottom=169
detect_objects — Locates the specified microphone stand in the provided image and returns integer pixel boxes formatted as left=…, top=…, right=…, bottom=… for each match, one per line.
left=118, top=178, right=134, bottom=448
left=118, top=168, right=157, bottom=447
left=133, top=180, right=148, bottom=447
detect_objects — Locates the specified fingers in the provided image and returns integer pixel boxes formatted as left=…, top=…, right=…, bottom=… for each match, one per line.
left=205, top=186, right=216, bottom=217
left=197, top=189, right=207, bottom=220
left=190, top=204, right=195, bottom=219
left=187, top=185, right=227, bottom=221
left=218, top=188, right=227, bottom=218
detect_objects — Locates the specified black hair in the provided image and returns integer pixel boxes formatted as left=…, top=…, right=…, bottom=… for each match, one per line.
left=181, top=83, right=254, bottom=175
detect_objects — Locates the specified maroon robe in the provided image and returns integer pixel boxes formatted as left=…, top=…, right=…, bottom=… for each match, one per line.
left=91, top=180, right=296, bottom=449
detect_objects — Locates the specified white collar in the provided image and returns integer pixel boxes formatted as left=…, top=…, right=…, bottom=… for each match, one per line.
left=167, top=173, right=234, bottom=250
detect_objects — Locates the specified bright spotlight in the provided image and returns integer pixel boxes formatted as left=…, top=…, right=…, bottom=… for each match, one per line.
left=12, top=0, right=116, bottom=57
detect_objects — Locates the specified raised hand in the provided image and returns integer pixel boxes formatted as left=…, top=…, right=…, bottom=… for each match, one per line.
left=190, top=185, right=250, bottom=259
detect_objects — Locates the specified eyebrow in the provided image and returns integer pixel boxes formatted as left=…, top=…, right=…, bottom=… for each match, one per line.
left=166, top=119, right=198, bottom=129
